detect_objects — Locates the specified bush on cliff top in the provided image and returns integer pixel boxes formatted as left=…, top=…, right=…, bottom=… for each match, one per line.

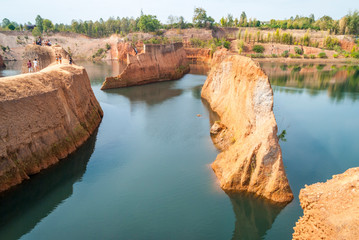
left=253, top=45, right=264, bottom=53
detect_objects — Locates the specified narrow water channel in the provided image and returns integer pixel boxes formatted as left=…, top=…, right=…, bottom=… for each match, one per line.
left=0, top=61, right=358, bottom=240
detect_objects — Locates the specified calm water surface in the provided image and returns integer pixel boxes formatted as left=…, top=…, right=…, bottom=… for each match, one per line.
left=0, top=61, right=358, bottom=240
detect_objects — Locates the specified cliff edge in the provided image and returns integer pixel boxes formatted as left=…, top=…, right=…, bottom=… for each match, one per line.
left=101, top=42, right=189, bottom=89
left=293, top=167, right=359, bottom=240
left=0, top=48, right=103, bottom=193
left=201, top=54, right=293, bottom=203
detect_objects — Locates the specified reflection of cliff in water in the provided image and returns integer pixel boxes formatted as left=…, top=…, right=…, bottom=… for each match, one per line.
left=228, top=193, right=284, bottom=240
left=106, top=80, right=183, bottom=106
left=78, top=61, right=127, bottom=85
left=0, top=130, right=98, bottom=240
left=261, top=63, right=359, bottom=102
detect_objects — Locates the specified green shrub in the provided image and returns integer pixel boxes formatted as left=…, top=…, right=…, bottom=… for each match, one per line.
left=309, top=54, right=316, bottom=59
left=351, top=51, right=359, bottom=59
left=271, top=54, right=278, bottom=58
left=294, top=46, right=303, bottom=55
left=289, top=53, right=301, bottom=58
left=303, top=54, right=309, bottom=59
left=106, top=43, right=111, bottom=50
left=281, top=50, right=289, bottom=57
left=344, top=53, right=350, bottom=58
left=250, top=53, right=265, bottom=58
left=333, top=53, right=339, bottom=58
left=318, top=52, right=327, bottom=58
left=253, top=45, right=265, bottom=53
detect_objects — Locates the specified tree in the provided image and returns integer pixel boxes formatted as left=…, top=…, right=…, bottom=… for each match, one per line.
left=32, top=27, right=42, bottom=37
left=192, top=7, right=214, bottom=28
left=138, top=14, right=161, bottom=32
left=35, top=15, right=43, bottom=32
left=7, top=23, right=15, bottom=30
left=43, top=19, right=54, bottom=32
left=2, top=18, right=10, bottom=28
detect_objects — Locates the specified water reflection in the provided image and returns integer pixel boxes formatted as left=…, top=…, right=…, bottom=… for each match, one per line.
left=0, top=61, right=22, bottom=77
left=261, top=63, right=359, bottom=102
left=228, top=193, right=284, bottom=240
left=0, top=130, right=98, bottom=240
left=105, top=80, right=183, bottom=106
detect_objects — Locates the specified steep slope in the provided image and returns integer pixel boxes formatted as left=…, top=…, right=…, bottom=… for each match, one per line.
left=201, top=54, right=293, bottom=203
left=0, top=48, right=103, bottom=193
left=101, top=43, right=189, bottom=89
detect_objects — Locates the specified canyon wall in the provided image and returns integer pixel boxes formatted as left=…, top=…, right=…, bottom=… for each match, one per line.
left=0, top=57, right=103, bottom=193
left=101, top=42, right=189, bottom=89
left=293, top=167, right=359, bottom=240
left=0, top=55, right=4, bottom=68
left=201, top=54, right=293, bottom=203
left=21, top=45, right=69, bottom=73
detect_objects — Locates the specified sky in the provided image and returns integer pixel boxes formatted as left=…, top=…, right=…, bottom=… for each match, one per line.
left=1, top=0, right=358, bottom=25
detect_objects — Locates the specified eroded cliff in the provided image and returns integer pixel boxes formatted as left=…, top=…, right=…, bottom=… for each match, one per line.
left=101, top=42, right=189, bottom=89
left=21, top=45, right=69, bottom=73
left=0, top=55, right=5, bottom=68
left=201, top=54, right=293, bottom=203
left=293, top=168, right=359, bottom=240
left=0, top=53, right=103, bottom=193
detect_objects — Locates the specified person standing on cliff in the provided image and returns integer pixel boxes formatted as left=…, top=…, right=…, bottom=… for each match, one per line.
left=55, top=54, right=59, bottom=64
left=33, top=59, right=38, bottom=72
left=59, top=54, right=62, bottom=64
left=27, top=60, right=32, bottom=73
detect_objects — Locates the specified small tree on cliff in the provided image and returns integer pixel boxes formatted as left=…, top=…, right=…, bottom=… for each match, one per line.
left=138, top=14, right=161, bottom=32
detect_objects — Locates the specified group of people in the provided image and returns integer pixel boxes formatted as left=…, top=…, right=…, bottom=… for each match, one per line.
left=27, top=54, right=74, bottom=73
left=35, top=37, right=52, bottom=46
left=26, top=59, right=39, bottom=73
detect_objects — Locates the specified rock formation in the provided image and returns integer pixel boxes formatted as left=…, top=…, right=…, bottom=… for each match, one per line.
left=101, top=43, right=189, bottom=89
left=201, top=54, right=293, bottom=203
left=0, top=47, right=103, bottom=193
left=109, top=42, right=138, bottom=62
left=21, top=45, right=69, bottom=73
left=293, top=167, right=359, bottom=240
left=0, top=55, right=5, bottom=68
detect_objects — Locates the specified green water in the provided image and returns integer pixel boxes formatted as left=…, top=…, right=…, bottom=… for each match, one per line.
left=0, top=61, right=358, bottom=239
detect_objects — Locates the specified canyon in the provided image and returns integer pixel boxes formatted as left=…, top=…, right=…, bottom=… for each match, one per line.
left=0, top=45, right=103, bottom=192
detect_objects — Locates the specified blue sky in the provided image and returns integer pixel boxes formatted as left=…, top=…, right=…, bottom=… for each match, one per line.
left=1, top=0, right=357, bottom=24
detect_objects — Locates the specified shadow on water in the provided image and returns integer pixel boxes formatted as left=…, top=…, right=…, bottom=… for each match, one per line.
left=261, top=62, right=359, bottom=102
left=228, top=193, right=285, bottom=240
left=104, top=80, right=183, bottom=106
left=0, top=129, right=99, bottom=240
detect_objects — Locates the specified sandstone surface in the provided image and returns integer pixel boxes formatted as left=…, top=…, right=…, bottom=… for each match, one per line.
left=0, top=48, right=103, bottom=193
left=293, top=167, right=359, bottom=240
left=101, top=43, right=189, bottom=89
left=201, top=54, right=293, bottom=203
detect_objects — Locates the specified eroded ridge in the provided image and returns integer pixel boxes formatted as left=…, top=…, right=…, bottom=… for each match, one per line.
left=201, top=54, right=293, bottom=203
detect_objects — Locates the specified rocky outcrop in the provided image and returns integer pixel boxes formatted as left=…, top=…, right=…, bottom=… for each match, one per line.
left=0, top=55, right=5, bottom=68
left=0, top=59, right=103, bottom=193
left=101, top=43, right=189, bottom=89
left=21, top=45, right=69, bottom=73
left=201, top=54, right=293, bottom=203
left=109, top=42, right=137, bottom=61
left=293, top=168, right=359, bottom=240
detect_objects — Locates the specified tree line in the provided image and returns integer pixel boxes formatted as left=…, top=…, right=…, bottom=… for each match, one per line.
left=1, top=8, right=359, bottom=38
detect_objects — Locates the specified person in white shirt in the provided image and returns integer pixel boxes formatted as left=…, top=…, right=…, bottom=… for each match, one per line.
left=33, top=59, right=38, bottom=72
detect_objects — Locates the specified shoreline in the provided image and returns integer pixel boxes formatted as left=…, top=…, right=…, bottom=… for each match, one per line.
left=254, top=57, right=359, bottom=64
